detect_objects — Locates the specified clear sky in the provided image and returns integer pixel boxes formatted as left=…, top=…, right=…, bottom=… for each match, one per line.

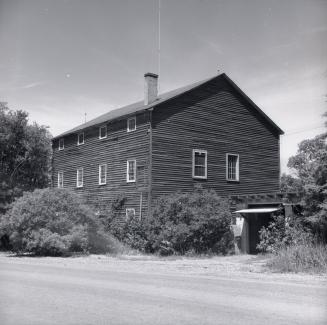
left=0, top=0, right=326, bottom=173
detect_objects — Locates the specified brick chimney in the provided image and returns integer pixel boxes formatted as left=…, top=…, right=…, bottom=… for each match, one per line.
left=144, top=73, right=158, bottom=105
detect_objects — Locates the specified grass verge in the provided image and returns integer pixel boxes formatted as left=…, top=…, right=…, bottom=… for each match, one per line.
left=266, top=242, right=327, bottom=274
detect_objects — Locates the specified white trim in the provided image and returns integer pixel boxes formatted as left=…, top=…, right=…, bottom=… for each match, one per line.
left=192, top=149, right=207, bottom=179
left=226, top=153, right=239, bottom=181
left=127, top=116, right=136, bottom=132
left=98, top=164, right=107, bottom=185
left=234, top=208, right=278, bottom=214
left=126, top=160, right=136, bottom=182
left=77, top=132, right=84, bottom=145
left=58, top=138, right=64, bottom=150
left=126, top=208, right=136, bottom=220
left=76, top=168, right=83, bottom=188
left=57, top=171, right=64, bottom=188
left=99, top=125, right=107, bottom=139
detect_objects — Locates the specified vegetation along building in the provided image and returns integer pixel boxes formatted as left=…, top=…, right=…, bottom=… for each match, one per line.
left=52, top=72, right=286, bottom=253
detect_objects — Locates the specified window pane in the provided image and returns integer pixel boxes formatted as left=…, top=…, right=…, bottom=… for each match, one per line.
left=58, top=172, right=63, bottom=188
left=100, top=126, right=106, bottom=138
left=193, top=151, right=206, bottom=177
left=227, top=155, right=238, bottom=180
left=78, top=133, right=84, bottom=144
left=195, top=166, right=205, bottom=177
left=77, top=169, right=83, bottom=187
left=127, top=161, right=136, bottom=181
left=99, top=165, right=106, bottom=184
left=59, top=139, right=64, bottom=149
left=195, top=153, right=205, bottom=166
left=128, top=118, right=136, bottom=131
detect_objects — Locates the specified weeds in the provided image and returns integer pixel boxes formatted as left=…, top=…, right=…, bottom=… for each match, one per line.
left=266, top=242, right=327, bottom=274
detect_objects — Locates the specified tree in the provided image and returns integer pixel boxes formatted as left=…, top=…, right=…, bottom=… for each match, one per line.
left=285, top=114, right=327, bottom=240
left=0, top=103, right=52, bottom=212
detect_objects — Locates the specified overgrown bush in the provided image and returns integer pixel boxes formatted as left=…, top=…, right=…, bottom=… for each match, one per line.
left=145, top=186, right=234, bottom=255
left=257, top=212, right=313, bottom=254
left=266, top=242, right=327, bottom=273
left=0, top=188, right=123, bottom=256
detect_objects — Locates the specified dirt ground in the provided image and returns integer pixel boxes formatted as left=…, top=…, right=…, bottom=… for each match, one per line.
left=0, top=253, right=326, bottom=324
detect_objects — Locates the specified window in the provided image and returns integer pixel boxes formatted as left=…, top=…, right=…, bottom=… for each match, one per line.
left=76, top=168, right=83, bottom=187
left=127, top=116, right=136, bottom=132
left=192, top=149, right=207, bottom=179
left=126, top=160, right=136, bottom=182
left=58, top=171, right=64, bottom=188
left=99, top=125, right=107, bottom=139
left=126, top=208, right=136, bottom=220
left=77, top=132, right=84, bottom=145
left=226, top=154, right=239, bottom=181
left=99, top=164, right=107, bottom=185
left=59, top=138, right=64, bottom=150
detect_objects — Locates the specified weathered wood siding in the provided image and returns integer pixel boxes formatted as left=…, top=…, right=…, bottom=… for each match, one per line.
left=52, top=112, right=150, bottom=217
left=151, top=77, right=280, bottom=201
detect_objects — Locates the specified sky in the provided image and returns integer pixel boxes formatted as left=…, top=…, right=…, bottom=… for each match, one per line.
left=0, top=0, right=326, bottom=173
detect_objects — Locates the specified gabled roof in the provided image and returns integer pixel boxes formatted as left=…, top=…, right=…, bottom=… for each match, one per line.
left=54, top=73, right=283, bottom=139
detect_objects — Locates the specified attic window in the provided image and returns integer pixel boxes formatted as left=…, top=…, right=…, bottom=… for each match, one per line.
left=59, top=138, right=64, bottom=150
left=226, top=154, right=239, bottom=181
left=77, top=132, right=84, bottom=145
left=127, top=116, right=136, bottom=132
left=192, top=149, right=207, bottom=179
left=99, top=126, right=107, bottom=139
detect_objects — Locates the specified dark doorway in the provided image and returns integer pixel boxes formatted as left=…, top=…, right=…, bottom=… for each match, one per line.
left=248, top=213, right=273, bottom=254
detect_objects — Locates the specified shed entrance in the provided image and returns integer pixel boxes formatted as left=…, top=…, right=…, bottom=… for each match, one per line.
left=234, top=207, right=279, bottom=254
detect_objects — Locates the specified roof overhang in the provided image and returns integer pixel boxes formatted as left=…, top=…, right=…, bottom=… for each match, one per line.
left=234, top=208, right=279, bottom=214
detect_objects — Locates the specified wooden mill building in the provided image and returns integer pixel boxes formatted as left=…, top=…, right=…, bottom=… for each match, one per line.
left=52, top=72, right=284, bottom=253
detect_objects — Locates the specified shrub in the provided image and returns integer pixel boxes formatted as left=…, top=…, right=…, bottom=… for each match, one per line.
left=145, top=186, right=234, bottom=255
left=109, top=216, right=148, bottom=252
left=0, top=188, right=123, bottom=256
left=266, top=242, right=327, bottom=273
left=257, top=212, right=313, bottom=254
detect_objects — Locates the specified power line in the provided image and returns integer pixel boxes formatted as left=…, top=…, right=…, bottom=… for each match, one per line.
left=282, top=125, right=325, bottom=136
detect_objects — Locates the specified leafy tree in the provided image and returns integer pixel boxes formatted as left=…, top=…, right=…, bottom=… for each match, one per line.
left=0, top=103, right=52, bottom=212
left=284, top=112, right=327, bottom=240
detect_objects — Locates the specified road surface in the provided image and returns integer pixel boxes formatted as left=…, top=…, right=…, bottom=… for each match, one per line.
left=0, top=255, right=326, bottom=324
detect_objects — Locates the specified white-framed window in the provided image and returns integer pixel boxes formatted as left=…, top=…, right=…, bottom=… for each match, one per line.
left=76, top=168, right=83, bottom=187
left=226, top=153, right=239, bottom=181
left=59, top=138, right=64, bottom=150
left=98, top=164, right=107, bottom=185
left=99, top=125, right=107, bottom=139
left=58, top=171, right=64, bottom=188
left=127, top=116, right=136, bottom=132
left=126, top=208, right=136, bottom=220
left=77, top=132, right=84, bottom=145
left=126, top=160, right=136, bottom=182
left=192, top=149, right=207, bottom=179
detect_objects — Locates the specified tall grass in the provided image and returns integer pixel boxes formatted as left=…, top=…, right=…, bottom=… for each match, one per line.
left=267, top=242, right=327, bottom=274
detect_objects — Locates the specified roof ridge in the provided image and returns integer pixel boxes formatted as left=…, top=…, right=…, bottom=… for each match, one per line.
left=53, top=74, right=218, bottom=138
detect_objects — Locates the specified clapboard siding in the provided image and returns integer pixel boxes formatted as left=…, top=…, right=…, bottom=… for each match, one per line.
left=52, top=112, right=150, bottom=217
left=151, top=77, right=280, bottom=200
left=52, top=75, right=281, bottom=218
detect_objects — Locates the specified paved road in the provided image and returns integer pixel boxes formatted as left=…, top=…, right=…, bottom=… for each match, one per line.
left=0, top=258, right=326, bottom=325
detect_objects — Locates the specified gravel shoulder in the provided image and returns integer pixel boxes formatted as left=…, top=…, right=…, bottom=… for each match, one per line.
left=1, top=252, right=326, bottom=285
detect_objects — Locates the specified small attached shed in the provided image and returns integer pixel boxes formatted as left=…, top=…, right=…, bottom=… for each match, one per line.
left=230, top=193, right=300, bottom=254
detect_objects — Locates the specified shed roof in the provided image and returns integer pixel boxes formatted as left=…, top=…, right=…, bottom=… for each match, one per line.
left=54, top=73, right=284, bottom=139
